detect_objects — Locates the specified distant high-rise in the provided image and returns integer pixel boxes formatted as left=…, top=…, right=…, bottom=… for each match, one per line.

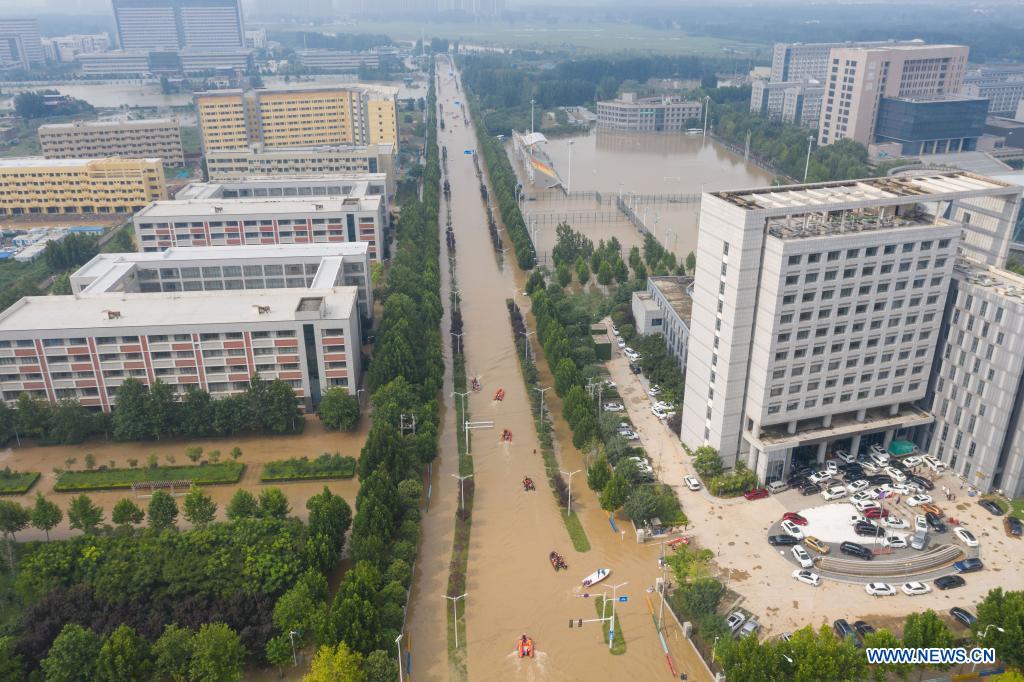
left=0, top=19, right=45, bottom=68
left=112, top=0, right=244, bottom=52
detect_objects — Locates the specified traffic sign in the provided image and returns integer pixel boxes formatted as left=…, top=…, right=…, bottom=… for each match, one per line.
left=617, top=596, right=629, bottom=603
left=464, top=149, right=473, bottom=155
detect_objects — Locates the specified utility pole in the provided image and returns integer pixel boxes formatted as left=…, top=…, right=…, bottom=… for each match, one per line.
left=451, top=331, right=464, bottom=354
left=608, top=582, right=628, bottom=650
left=443, top=593, right=468, bottom=648
left=702, top=95, right=710, bottom=140
left=396, top=633, right=404, bottom=682
left=534, top=386, right=551, bottom=422
left=288, top=630, right=299, bottom=666
left=452, top=473, right=473, bottom=511
left=804, top=135, right=814, bottom=182
left=520, top=330, right=536, bottom=362
left=567, top=139, right=574, bottom=193
left=561, top=469, right=581, bottom=514
left=530, top=98, right=536, bottom=133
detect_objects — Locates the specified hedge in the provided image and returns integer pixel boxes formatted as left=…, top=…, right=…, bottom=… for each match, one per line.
left=259, top=453, right=356, bottom=482
left=54, top=462, right=244, bottom=492
left=0, top=470, right=41, bottom=495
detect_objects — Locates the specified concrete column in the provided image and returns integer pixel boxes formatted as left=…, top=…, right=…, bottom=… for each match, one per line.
left=856, top=408, right=866, bottom=422
left=817, top=442, right=828, bottom=464
left=890, top=403, right=900, bottom=416
left=883, top=429, right=894, bottom=448
left=850, top=434, right=862, bottom=457
left=787, top=420, right=797, bottom=435
left=822, top=414, right=832, bottom=428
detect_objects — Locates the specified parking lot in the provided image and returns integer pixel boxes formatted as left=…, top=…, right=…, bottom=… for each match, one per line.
left=605, top=345, right=1024, bottom=638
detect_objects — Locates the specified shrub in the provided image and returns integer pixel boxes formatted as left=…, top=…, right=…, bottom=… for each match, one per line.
left=260, top=453, right=356, bottom=482
left=54, top=462, right=243, bottom=492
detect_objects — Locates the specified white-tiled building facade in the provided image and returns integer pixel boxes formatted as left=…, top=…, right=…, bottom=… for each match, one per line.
left=631, top=276, right=693, bottom=369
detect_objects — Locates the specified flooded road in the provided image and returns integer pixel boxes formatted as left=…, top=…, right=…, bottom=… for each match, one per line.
left=431, top=62, right=710, bottom=681
left=0, top=416, right=367, bottom=541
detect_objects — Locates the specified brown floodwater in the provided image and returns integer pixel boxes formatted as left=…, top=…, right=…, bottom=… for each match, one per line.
left=404, top=62, right=712, bottom=682
left=0, top=415, right=367, bottom=541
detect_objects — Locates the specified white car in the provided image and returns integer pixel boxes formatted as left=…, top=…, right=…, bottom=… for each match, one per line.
left=624, top=349, right=640, bottom=361
left=903, top=456, right=922, bottom=468
left=821, top=484, right=847, bottom=501
left=852, top=490, right=876, bottom=503
left=791, top=544, right=814, bottom=568
left=651, top=405, right=668, bottom=419
left=861, top=462, right=881, bottom=475
left=849, top=514, right=871, bottom=526
left=611, top=325, right=620, bottom=336
left=617, top=429, right=639, bottom=441
left=616, top=338, right=626, bottom=348
left=882, top=535, right=908, bottom=549
left=648, top=385, right=662, bottom=397
left=869, top=451, right=890, bottom=467
left=825, top=460, right=839, bottom=475
left=882, top=483, right=912, bottom=495
left=726, top=611, right=746, bottom=632
left=836, top=450, right=857, bottom=464
left=653, top=400, right=674, bottom=412
left=854, top=499, right=882, bottom=512
left=604, top=380, right=616, bottom=389
left=915, top=515, right=929, bottom=533
left=954, top=527, right=979, bottom=548
left=792, top=569, right=821, bottom=586
left=885, top=467, right=908, bottom=483
left=847, top=479, right=870, bottom=494
left=603, top=402, right=625, bottom=412
left=901, top=581, right=932, bottom=596
left=922, top=455, right=945, bottom=472
left=865, top=582, right=897, bottom=597
left=780, top=520, right=804, bottom=539
left=906, top=494, right=933, bottom=507
left=808, top=470, right=832, bottom=485
left=884, top=516, right=910, bottom=529
left=684, top=475, right=702, bottom=491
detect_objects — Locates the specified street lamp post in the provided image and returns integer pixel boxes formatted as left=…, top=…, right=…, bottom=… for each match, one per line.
left=567, top=139, right=574, bottom=194
left=804, top=135, right=814, bottom=182
left=451, top=331, right=464, bottom=354
left=288, top=630, right=300, bottom=666
left=702, top=95, right=711, bottom=140
left=452, top=473, right=473, bottom=512
left=534, top=386, right=551, bottom=422
left=530, top=99, right=536, bottom=133
left=451, top=391, right=469, bottom=444
left=443, top=593, right=468, bottom=648
left=608, top=582, right=628, bottom=650
left=560, top=469, right=581, bottom=514
left=395, top=633, right=404, bottom=682
left=520, top=330, right=536, bottom=362
left=712, top=635, right=720, bottom=662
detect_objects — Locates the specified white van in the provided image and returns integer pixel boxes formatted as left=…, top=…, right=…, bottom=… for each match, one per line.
left=869, top=451, right=890, bottom=468
left=768, top=480, right=790, bottom=494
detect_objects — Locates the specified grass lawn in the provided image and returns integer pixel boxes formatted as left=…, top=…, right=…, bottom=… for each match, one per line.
left=260, top=453, right=356, bottom=482
left=985, top=495, right=1024, bottom=520
left=594, top=595, right=627, bottom=655
left=0, top=470, right=41, bottom=495
left=54, top=462, right=244, bottom=491
left=563, top=509, right=591, bottom=552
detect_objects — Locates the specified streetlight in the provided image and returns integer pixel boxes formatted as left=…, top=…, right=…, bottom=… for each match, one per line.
left=702, top=95, right=711, bottom=139
left=534, top=386, right=551, bottom=422
left=803, top=135, right=814, bottom=182
left=520, top=330, right=536, bottom=362
left=561, top=469, right=581, bottom=514
left=443, top=593, right=468, bottom=648
left=452, top=473, right=473, bottom=512
left=452, top=288, right=461, bottom=310
left=567, top=139, right=574, bottom=194
left=712, top=635, right=720, bottom=662
left=395, top=633, right=404, bottom=682
left=288, top=630, right=300, bottom=666
left=980, top=624, right=1006, bottom=638
left=530, top=99, right=536, bottom=133
left=608, top=582, right=628, bottom=650
left=451, top=331, right=464, bottom=354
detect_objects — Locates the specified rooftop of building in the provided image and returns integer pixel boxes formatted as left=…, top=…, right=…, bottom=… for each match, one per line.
left=205, top=142, right=394, bottom=156
left=716, top=171, right=1017, bottom=212
left=648, top=276, right=694, bottom=322
left=0, top=287, right=357, bottom=333
left=194, top=82, right=397, bottom=98
left=953, top=258, right=1024, bottom=304
left=134, top=195, right=382, bottom=218
left=883, top=94, right=988, bottom=104
left=38, top=118, right=177, bottom=131
left=0, top=156, right=162, bottom=168
left=174, top=174, right=386, bottom=200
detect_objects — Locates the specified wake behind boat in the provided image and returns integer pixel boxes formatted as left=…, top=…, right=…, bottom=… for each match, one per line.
left=581, top=568, right=610, bottom=587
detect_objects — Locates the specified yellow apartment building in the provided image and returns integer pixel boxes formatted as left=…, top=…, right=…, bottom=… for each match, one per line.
left=195, top=85, right=398, bottom=154
left=0, top=157, right=167, bottom=216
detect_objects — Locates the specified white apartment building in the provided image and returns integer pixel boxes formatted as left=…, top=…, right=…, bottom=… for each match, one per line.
left=204, top=144, right=395, bottom=190
left=596, top=93, right=703, bottom=133
left=133, top=196, right=385, bottom=261
left=770, top=40, right=929, bottom=84
left=39, top=119, right=185, bottom=165
left=680, top=172, right=1022, bottom=484
left=818, top=44, right=970, bottom=147
left=0, top=19, right=44, bottom=68
left=750, top=80, right=824, bottom=127
left=71, top=243, right=373, bottom=319
left=0, top=287, right=359, bottom=412
left=631, top=276, right=693, bottom=369
left=41, top=34, right=111, bottom=63
left=174, top=174, right=390, bottom=216
left=962, top=65, right=1024, bottom=115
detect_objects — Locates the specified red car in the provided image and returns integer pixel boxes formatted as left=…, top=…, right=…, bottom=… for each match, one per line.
left=744, top=488, right=770, bottom=501
left=863, top=507, right=890, bottom=519
left=782, top=512, right=808, bottom=525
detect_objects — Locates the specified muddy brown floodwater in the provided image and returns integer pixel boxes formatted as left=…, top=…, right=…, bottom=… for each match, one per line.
left=0, top=415, right=367, bottom=541
left=409, top=62, right=711, bottom=682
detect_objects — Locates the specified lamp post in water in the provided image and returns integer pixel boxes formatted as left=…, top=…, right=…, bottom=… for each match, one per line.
left=443, top=593, right=468, bottom=648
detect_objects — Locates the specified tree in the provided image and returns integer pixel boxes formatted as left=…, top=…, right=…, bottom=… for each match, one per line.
left=15, top=392, right=49, bottom=439
left=186, top=445, right=204, bottom=463
left=677, top=577, right=724, bottom=618
left=147, top=490, right=179, bottom=531
left=693, top=446, right=724, bottom=478
left=226, top=489, right=259, bottom=520
left=41, top=623, right=101, bottom=682
left=862, top=629, right=911, bottom=682
left=597, top=260, right=613, bottom=285
left=685, top=251, right=696, bottom=274
left=553, top=358, right=581, bottom=397
left=575, top=256, right=590, bottom=285
left=48, top=398, right=97, bottom=444
left=95, top=625, right=152, bottom=682
left=147, top=380, right=179, bottom=440
left=152, top=624, right=193, bottom=682
left=230, top=446, right=243, bottom=461
left=318, top=388, right=361, bottom=430
left=623, top=486, right=659, bottom=523
left=111, top=498, right=145, bottom=527
left=259, top=487, right=291, bottom=519
left=189, top=623, right=246, bottom=682
left=112, top=378, right=151, bottom=441
left=785, top=624, right=868, bottom=681
left=30, top=492, right=62, bottom=541
left=556, top=263, right=572, bottom=288
left=67, top=494, right=103, bottom=534
left=587, top=455, right=611, bottom=492
left=0, top=500, right=29, bottom=568
left=0, top=636, right=24, bottom=682
left=903, top=610, right=954, bottom=668
left=600, top=472, right=630, bottom=512
left=183, top=485, right=218, bottom=526
left=974, top=588, right=1024, bottom=669
left=304, top=642, right=366, bottom=682
left=265, top=634, right=294, bottom=675
left=364, top=650, right=396, bottom=682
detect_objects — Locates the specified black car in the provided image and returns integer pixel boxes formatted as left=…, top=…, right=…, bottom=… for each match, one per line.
left=787, top=473, right=809, bottom=487
left=833, top=619, right=861, bottom=647
left=925, top=511, right=947, bottom=533
left=909, top=475, right=934, bottom=491
left=793, top=466, right=813, bottom=478
left=1007, top=516, right=1023, bottom=537
left=954, top=557, right=984, bottom=573
left=867, top=475, right=893, bottom=486
left=950, top=607, right=977, bottom=628
left=800, top=483, right=820, bottom=496
left=979, top=499, right=1005, bottom=516
left=854, top=521, right=882, bottom=537
left=768, top=534, right=800, bottom=546
left=840, top=541, right=873, bottom=560
left=629, top=362, right=642, bottom=375
left=935, top=575, right=966, bottom=590
left=853, top=620, right=876, bottom=637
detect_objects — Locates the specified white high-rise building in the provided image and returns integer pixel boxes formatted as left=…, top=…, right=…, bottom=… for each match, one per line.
left=681, top=172, right=1022, bottom=484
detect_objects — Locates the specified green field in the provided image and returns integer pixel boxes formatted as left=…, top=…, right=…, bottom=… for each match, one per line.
left=271, top=20, right=766, bottom=56
left=0, top=471, right=41, bottom=495
left=54, top=462, right=244, bottom=492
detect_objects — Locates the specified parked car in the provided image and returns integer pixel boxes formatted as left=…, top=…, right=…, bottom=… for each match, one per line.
left=925, top=512, right=947, bottom=533
left=629, top=362, right=642, bottom=375
left=901, top=581, right=932, bottom=596
left=884, top=516, right=910, bottom=529
left=920, top=503, right=943, bottom=518
left=882, top=483, right=912, bottom=495
left=853, top=620, right=877, bottom=637
left=915, top=515, right=929, bottom=533
left=836, top=450, right=857, bottom=464
left=840, top=541, right=873, bottom=560
left=739, top=619, right=760, bottom=638
left=867, top=475, right=893, bottom=486
left=855, top=521, right=882, bottom=537
left=611, top=325, right=620, bottom=336
left=846, top=479, right=870, bottom=494
left=809, top=470, right=832, bottom=485
left=978, top=499, right=1005, bottom=516
left=1006, top=516, right=1023, bottom=537
left=800, top=483, right=820, bottom=496
left=950, top=607, right=977, bottom=628
left=651, top=405, right=668, bottom=419
left=727, top=611, right=746, bottom=632
left=684, top=475, right=702, bottom=491
left=791, top=545, right=814, bottom=568
left=908, top=474, right=934, bottom=491
left=901, top=456, right=922, bottom=467
left=770, top=532, right=798, bottom=544
left=804, top=536, right=830, bottom=554
left=869, top=452, right=890, bottom=468
left=648, top=385, right=662, bottom=397
left=922, top=455, right=946, bottom=473
left=767, top=480, right=790, bottom=494
left=853, top=499, right=882, bottom=512
left=852, top=490, right=876, bottom=503
left=616, top=338, right=626, bottom=348
left=624, top=349, right=640, bottom=361
left=864, top=507, right=890, bottom=520
left=935, top=575, right=966, bottom=590
left=906, top=494, right=933, bottom=507
left=792, top=569, right=821, bottom=586
left=768, top=534, right=800, bottom=547
left=602, top=402, right=625, bottom=412
left=833, top=619, right=861, bottom=646
left=744, top=488, right=770, bottom=501
left=953, top=558, right=984, bottom=573
left=882, top=535, right=907, bottom=549
left=782, top=512, right=808, bottom=525
left=865, top=582, right=896, bottom=597
left=821, top=484, right=847, bottom=501
left=911, top=529, right=928, bottom=550
left=825, top=460, right=839, bottom=476
left=781, top=520, right=804, bottom=539
left=885, top=467, right=907, bottom=483
left=848, top=514, right=871, bottom=526
left=952, top=527, right=978, bottom=548
left=617, top=429, right=639, bottom=441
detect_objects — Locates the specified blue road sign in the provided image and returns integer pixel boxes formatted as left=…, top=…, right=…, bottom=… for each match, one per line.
left=464, top=149, right=473, bottom=155
left=617, top=596, right=628, bottom=603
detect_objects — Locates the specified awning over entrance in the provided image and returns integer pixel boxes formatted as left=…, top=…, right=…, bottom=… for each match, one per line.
left=888, top=439, right=917, bottom=456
